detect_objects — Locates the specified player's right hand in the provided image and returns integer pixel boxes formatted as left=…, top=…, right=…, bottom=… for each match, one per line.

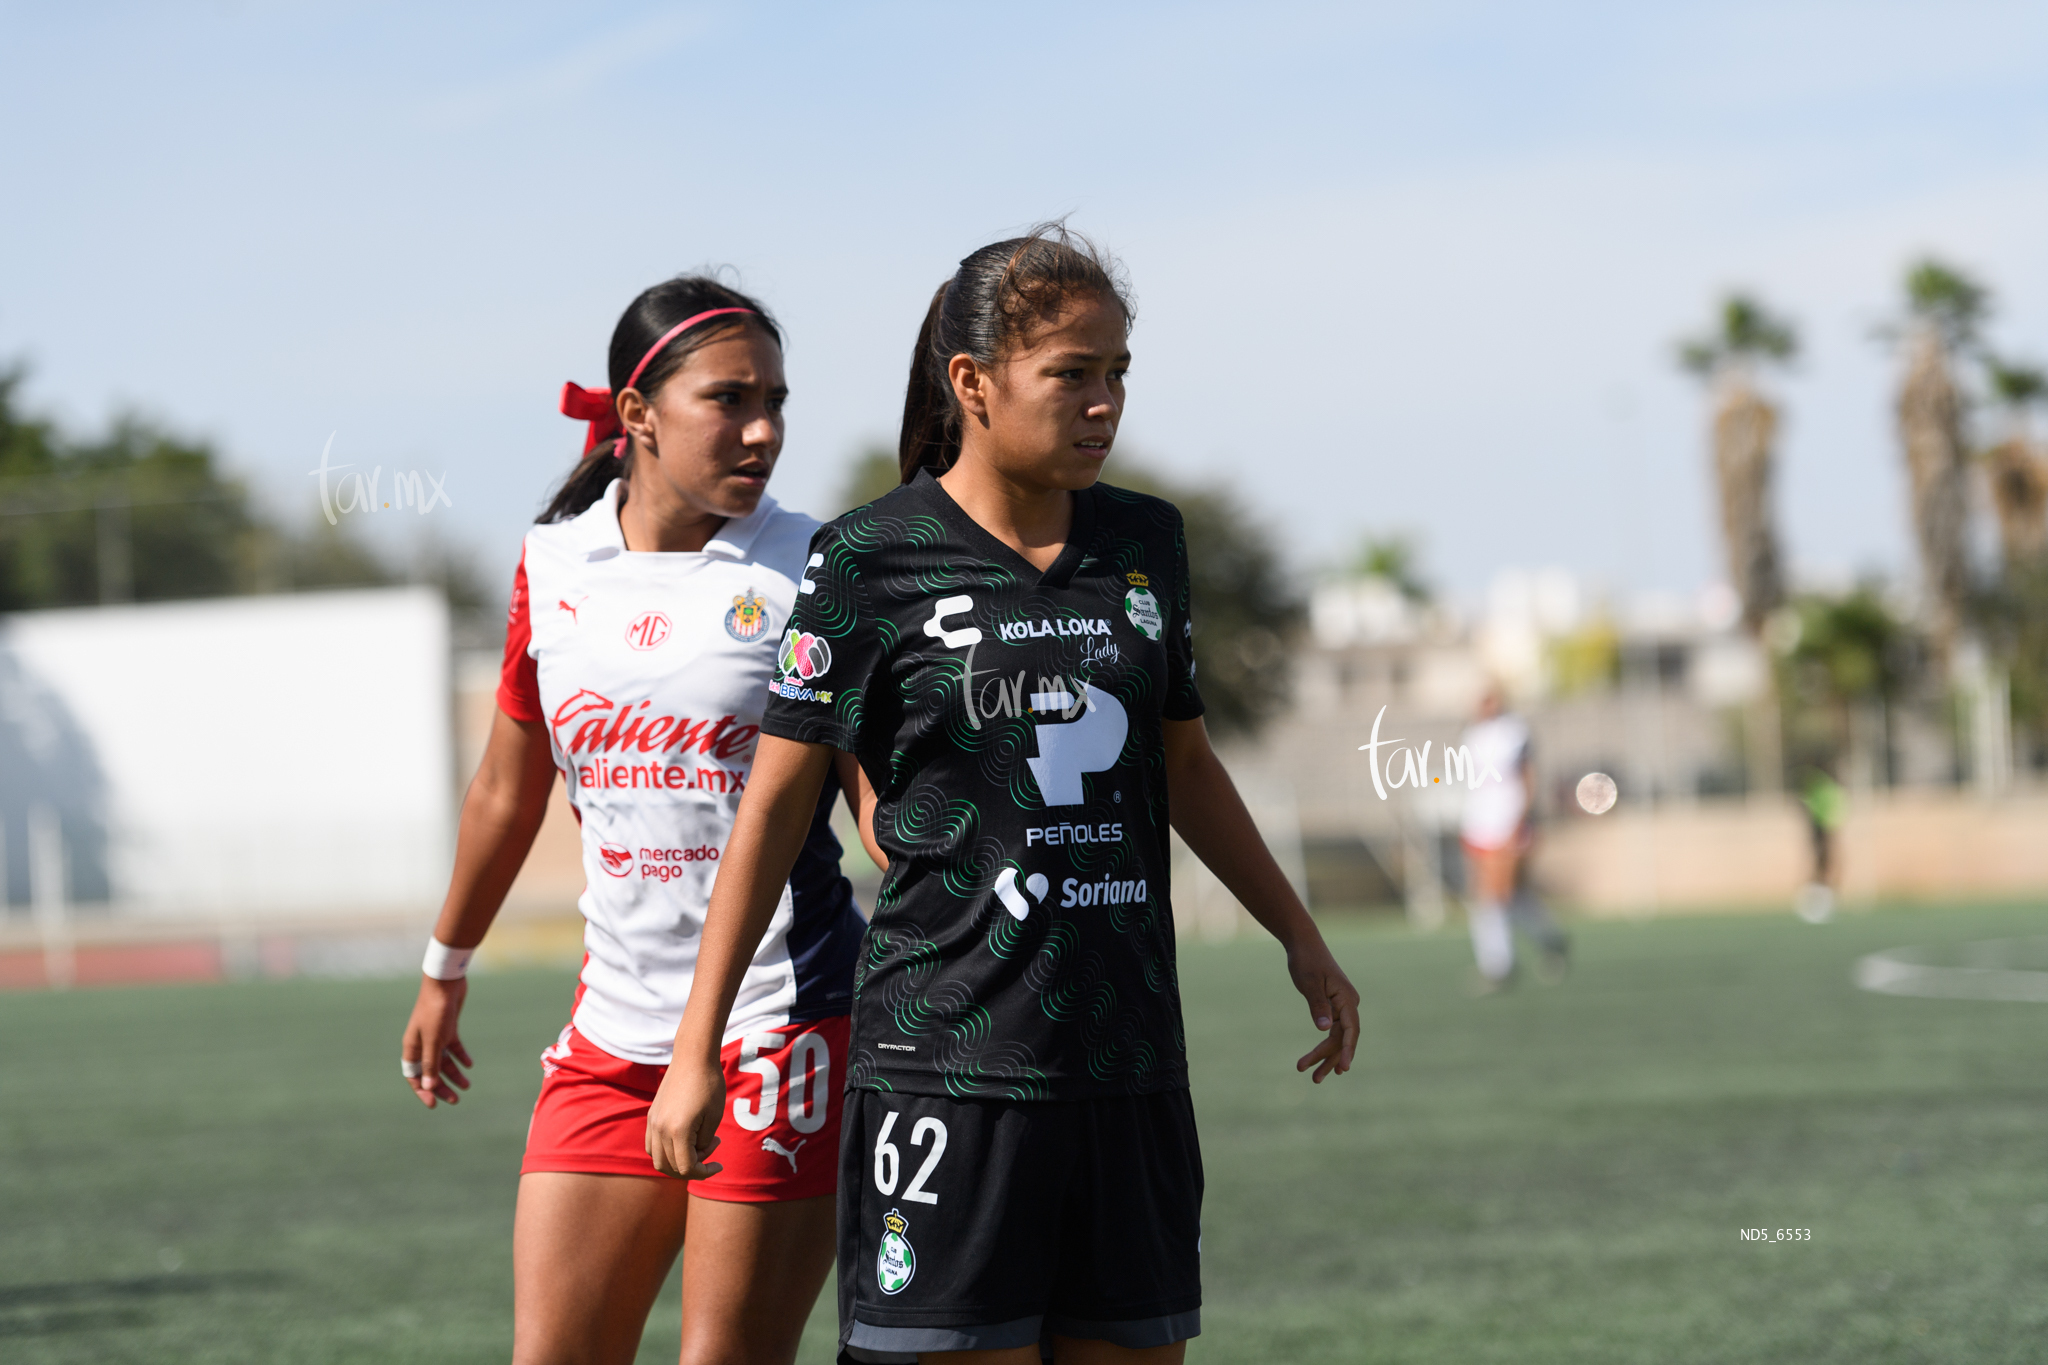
left=401, top=977, right=473, bottom=1109
left=646, top=1055, right=725, bottom=1181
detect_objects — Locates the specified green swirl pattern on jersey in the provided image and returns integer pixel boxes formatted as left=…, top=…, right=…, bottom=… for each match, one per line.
left=761, top=473, right=1204, bottom=1101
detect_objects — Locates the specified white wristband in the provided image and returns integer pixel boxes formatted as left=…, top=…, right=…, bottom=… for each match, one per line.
left=422, top=938, right=476, bottom=980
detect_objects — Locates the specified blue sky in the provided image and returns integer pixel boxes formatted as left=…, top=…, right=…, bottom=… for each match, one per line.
left=4, top=1, right=2046, bottom=604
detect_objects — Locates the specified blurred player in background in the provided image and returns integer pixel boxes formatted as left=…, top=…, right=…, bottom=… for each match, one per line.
left=398, top=277, right=870, bottom=1365
left=647, top=224, right=1362, bottom=1364
left=1461, top=683, right=1569, bottom=992
left=1797, top=764, right=1845, bottom=924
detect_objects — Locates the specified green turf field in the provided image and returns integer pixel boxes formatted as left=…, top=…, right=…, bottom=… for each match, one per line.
left=4, top=903, right=2046, bottom=1363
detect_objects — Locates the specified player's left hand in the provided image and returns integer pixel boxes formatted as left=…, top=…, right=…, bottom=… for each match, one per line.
left=1285, top=938, right=1360, bottom=1083
left=645, top=1054, right=726, bottom=1181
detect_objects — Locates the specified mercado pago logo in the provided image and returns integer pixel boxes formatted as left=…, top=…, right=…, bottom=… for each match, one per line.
left=1357, top=705, right=1506, bottom=799
left=599, top=839, right=720, bottom=881
left=549, top=688, right=758, bottom=794
left=308, top=433, right=452, bottom=524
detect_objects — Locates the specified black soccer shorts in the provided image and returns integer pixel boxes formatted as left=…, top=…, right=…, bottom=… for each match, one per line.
left=836, top=1087, right=1203, bottom=1363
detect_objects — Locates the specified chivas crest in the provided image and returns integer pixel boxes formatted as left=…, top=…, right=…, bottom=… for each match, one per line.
left=724, top=588, right=770, bottom=642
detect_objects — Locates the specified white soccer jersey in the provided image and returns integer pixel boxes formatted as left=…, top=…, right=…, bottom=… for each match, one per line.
left=497, top=480, right=864, bottom=1064
left=1459, top=713, right=1531, bottom=849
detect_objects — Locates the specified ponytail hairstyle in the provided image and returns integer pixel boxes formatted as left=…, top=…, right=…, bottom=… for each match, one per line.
left=898, top=222, right=1133, bottom=484
left=540, top=274, right=783, bottom=523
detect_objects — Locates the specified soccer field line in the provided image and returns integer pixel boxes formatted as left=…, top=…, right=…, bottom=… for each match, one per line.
left=1854, top=937, right=2048, bottom=1003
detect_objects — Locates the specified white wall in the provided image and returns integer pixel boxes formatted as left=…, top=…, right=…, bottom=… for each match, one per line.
left=0, top=588, right=451, bottom=918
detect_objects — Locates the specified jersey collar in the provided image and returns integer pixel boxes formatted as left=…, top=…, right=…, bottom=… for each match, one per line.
left=909, top=468, right=1096, bottom=588
left=592, top=478, right=780, bottom=561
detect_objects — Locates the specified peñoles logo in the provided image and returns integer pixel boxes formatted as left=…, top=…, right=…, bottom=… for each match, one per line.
left=549, top=689, right=758, bottom=760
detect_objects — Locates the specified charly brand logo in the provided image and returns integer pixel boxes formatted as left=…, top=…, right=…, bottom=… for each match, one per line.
left=1356, top=705, right=1505, bottom=800
left=626, top=611, right=671, bottom=651
left=923, top=596, right=982, bottom=648
left=309, top=433, right=452, bottom=525
left=724, top=588, right=770, bottom=642
left=992, top=869, right=1051, bottom=922
left=877, top=1209, right=916, bottom=1295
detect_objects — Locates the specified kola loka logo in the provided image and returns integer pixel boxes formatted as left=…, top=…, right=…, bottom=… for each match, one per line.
left=876, top=1209, right=916, bottom=1295
left=998, top=616, right=1111, bottom=643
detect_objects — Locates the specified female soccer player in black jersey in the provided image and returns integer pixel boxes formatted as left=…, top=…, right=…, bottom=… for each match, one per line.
left=650, top=225, right=1361, bottom=1363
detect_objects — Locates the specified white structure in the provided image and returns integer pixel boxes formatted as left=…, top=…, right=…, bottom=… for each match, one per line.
left=0, top=588, right=452, bottom=920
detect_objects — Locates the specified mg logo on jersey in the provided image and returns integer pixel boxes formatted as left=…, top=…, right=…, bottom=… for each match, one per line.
left=626, top=611, right=672, bottom=651
left=1026, top=683, right=1128, bottom=806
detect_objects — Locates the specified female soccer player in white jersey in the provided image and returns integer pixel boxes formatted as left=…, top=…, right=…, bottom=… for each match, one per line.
left=397, top=277, right=870, bottom=1365
left=646, top=227, right=1364, bottom=1364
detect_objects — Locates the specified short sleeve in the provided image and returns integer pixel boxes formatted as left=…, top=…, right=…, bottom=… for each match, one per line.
left=1163, top=510, right=1205, bottom=722
left=495, top=550, right=544, bottom=723
left=759, top=523, right=889, bottom=755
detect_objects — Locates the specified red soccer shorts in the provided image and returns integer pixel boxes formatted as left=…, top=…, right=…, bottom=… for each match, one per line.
left=520, top=1014, right=849, bottom=1202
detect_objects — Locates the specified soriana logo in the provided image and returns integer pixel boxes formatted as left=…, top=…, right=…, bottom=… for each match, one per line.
left=626, top=611, right=671, bottom=651
left=778, top=628, right=832, bottom=681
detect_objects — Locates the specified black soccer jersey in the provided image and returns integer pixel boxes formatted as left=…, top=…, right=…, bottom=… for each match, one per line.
left=760, top=470, right=1204, bottom=1101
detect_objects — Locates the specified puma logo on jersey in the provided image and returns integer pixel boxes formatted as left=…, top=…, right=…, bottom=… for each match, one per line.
left=762, top=1136, right=806, bottom=1172
left=557, top=595, right=587, bottom=622
left=923, top=595, right=982, bottom=648
left=539, top=1025, right=575, bottom=1076
left=1026, top=683, right=1128, bottom=806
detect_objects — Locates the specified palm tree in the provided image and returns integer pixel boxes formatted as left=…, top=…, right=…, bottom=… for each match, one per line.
left=1679, top=294, right=1796, bottom=635
left=1982, top=358, right=2048, bottom=566
left=1893, top=259, right=1987, bottom=663
left=1678, top=294, right=1798, bottom=794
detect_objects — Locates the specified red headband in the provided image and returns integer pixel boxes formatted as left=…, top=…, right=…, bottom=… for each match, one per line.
left=559, top=307, right=757, bottom=459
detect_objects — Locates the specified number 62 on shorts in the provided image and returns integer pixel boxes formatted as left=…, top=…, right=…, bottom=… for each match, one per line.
left=872, top=1110, right=948, bottom=1203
